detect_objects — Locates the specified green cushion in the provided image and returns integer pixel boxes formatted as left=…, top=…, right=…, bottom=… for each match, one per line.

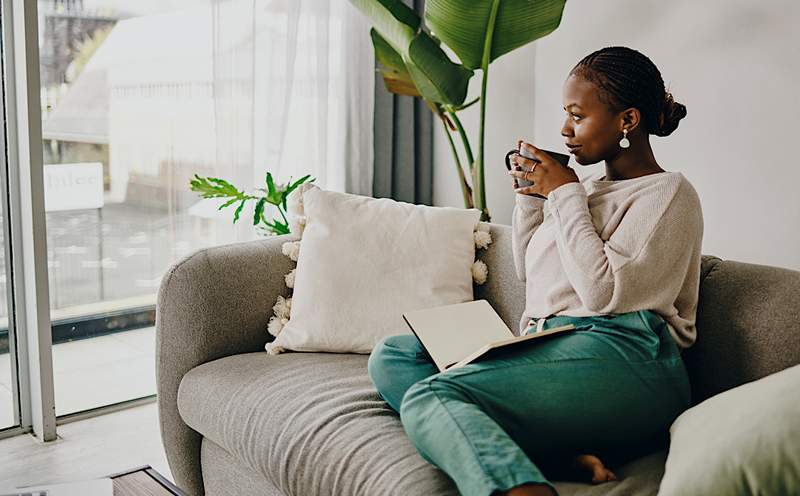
left=658, top=363, right=800, bottom=495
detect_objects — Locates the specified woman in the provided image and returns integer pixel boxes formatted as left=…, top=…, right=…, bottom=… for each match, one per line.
left=367, top=46, right=702, bottom=496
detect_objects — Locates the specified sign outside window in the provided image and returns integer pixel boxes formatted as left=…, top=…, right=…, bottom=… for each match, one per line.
left=43, top=162, right=105, bottom=212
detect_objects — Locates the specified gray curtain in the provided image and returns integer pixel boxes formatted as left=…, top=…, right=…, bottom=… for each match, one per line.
left=371, top=0, right=433, bottom=205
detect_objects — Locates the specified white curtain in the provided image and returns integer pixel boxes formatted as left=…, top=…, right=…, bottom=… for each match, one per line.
left=210, top=0, right=375, bottom=241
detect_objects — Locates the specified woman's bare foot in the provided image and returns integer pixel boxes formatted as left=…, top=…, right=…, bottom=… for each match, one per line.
left=494, top=454, right=616, bottom=495
left=571, top=454, right=617, bottom=484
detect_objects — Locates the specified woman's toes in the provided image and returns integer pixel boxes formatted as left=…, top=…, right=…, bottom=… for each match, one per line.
left=591, top=466, right=617, bottom=484
left=572, top=454, right=618, bottom=484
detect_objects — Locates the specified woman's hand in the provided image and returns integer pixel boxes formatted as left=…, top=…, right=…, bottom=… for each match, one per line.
left=508, top=141, right=579, bottom=197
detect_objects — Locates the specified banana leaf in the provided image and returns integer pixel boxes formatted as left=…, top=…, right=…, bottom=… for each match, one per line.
left=350, top=0, right=473, bottom=105
left=371, top=29, right=420, bottom=97
left=424, top=0, right=567, bottom=70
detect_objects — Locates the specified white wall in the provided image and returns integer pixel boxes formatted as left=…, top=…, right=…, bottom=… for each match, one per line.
left=433, top=1, right=800, bottom=270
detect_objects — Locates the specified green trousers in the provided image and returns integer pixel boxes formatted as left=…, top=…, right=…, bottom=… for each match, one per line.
left=367, top=310, right=691, bottom=496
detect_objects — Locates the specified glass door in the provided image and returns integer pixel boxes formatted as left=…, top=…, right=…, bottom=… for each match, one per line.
left=0, top=1, right=21, bottom=432
left=37, top=0, right=246, bottom=416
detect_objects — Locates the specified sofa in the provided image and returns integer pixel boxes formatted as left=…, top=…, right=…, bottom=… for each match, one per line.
left=156, top=223, right=800, bottom=495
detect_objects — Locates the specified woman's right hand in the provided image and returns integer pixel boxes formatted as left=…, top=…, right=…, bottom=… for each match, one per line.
left=509, top=140, right=548, bottom=198
left=508, top=146, right=536, bottom=197
left=510, top=162, right=520, bottom=190
left=508, top=140, right=523, bottom=190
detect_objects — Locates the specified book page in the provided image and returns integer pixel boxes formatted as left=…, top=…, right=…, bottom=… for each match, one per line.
left=447, top=324, right=576, bottom=371
left=403, top=300, right=513, bottom=372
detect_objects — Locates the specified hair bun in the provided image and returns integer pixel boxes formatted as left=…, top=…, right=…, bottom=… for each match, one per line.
left=656, top=92, right=687, bottom=137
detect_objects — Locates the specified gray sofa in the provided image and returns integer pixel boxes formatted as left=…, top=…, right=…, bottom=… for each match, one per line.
left=156, top=223, right=800, bottom=496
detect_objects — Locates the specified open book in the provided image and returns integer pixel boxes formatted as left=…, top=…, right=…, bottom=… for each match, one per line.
left=402, top=299, right=575, bottom=372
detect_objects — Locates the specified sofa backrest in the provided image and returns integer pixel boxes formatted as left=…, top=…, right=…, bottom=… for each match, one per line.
left=478, top=223, right=800, bottom=406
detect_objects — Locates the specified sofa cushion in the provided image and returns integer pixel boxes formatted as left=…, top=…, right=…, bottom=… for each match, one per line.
left=178, top=352, right=460, bottom=495
left=178, top=352, right=669, bottom=495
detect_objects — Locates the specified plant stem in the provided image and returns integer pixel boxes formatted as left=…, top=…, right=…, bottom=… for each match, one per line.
left=440, top=117, right=473, bottom=209
left=278, top=205, right=289, bottom=226
left=453, top=96, right=479, bottom=112
left=476, top=0, right=502, bottom=222
left=448, top=110, right=474, bottom=169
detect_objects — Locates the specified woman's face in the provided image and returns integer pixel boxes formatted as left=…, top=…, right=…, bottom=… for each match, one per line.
left=560, top=74, right=625, bottom=165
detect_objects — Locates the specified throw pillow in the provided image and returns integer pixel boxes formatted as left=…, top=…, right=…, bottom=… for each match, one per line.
left=265, top=184, right=482, bottom=354
left=658, top=363, right=800, bottom=495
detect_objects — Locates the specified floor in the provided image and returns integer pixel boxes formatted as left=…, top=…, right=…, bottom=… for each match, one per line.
left=0, top=401, right=173, bottom=492
left=0, top=326, right=156, bottom=427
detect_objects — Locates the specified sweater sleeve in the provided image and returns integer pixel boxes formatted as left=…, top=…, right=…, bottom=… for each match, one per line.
left=545, top=179, right=701, bottom=313
left=511, top=193, right=546, bottom=282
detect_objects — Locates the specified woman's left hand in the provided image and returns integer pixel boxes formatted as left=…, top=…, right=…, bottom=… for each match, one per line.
left=509, top=141, right=580, bottom=197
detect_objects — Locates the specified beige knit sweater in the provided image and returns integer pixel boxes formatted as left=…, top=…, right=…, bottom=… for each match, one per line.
left=511, top=170, right=704, bottom=349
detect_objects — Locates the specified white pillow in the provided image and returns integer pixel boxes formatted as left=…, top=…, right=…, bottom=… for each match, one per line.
left=658, top=363, right=800, bottom=496
left=265, top=185, right=481, bottom=354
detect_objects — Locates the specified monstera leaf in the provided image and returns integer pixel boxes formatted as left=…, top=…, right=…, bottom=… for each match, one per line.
left=350, top=0, right=473, bottom=106
left=425, top=0, right=567, bottom=70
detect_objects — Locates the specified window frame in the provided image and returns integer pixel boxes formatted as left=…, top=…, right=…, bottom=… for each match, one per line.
left=1, top=0, right=57, bottom=442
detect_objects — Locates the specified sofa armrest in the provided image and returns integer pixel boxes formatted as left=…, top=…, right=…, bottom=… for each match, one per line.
left=155, top=234, right=297, bottom=495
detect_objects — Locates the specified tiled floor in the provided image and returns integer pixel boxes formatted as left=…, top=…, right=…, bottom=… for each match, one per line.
left=0, top=401, right=172, bottom=491
left=0, top=326, right=156, bottom=427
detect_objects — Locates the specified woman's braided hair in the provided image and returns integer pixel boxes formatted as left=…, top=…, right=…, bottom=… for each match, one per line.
left=570, top=46, right=687, bottom=137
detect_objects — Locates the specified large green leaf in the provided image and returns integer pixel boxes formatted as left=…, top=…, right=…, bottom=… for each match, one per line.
left=371, top=28, right=420, bottom=97
left=349, top=0, right=473, bottom=105
left=405, top=32, right=472, bottom=105
left=424, top=0, right=567, bottom=70
left=349, top=0, right=419, bottom=51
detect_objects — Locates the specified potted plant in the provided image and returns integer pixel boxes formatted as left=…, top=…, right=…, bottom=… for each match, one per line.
left=189, top=173, right=314, bottom=236
left=349, top=0, right=567, bottom=221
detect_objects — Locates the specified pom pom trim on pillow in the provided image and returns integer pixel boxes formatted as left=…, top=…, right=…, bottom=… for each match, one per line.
left=286, top=182, right=313, bottom=237
left=272, top=295, right=292, bottom=320
left=284, top=268, right=296, bottom=289
left=265, top=241, right=301, bottom=355
left=281, top=241, right=301, bottom=262
left=472, top=222, right=491, bottom=284
left=474, top=230, right=492, bottom=250
left=471, top=259, right=488, bottom=285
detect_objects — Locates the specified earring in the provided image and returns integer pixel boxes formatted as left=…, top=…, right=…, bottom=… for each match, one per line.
left=619, top=128, right=630, bottom=149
